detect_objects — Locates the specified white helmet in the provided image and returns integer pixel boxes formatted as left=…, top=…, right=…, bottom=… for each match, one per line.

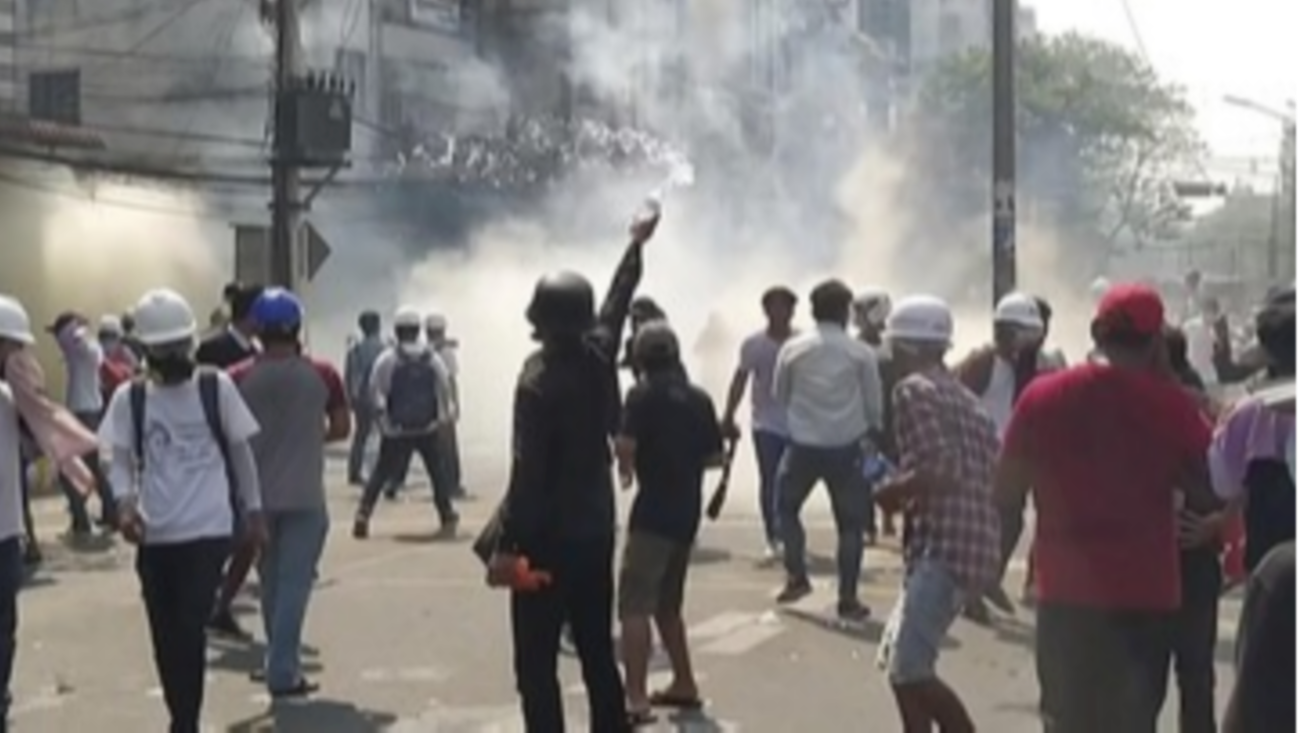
left=1089, top=277, right=1112, bottom=300
left=994, top=292, right=1043, bottom=330
left=424, top=312, right=448, bottom=332
left=132, top=289, right=197, bottom=346
left=0, top=295, right=36, bottom=345
left=853, top=287, right=892, bottom=328
left=98, top=314, right=124, bottom=336
left=885, top=295, right=954, bottom=346
left=394, top=306, right=422, bottom=329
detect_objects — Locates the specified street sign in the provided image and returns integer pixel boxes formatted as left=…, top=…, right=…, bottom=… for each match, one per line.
left=231, top=221, right=332, bottom=287
left=301, top=221, right=332, bottom=280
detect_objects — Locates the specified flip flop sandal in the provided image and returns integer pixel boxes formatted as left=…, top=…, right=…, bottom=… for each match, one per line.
left=627, top=709, right=657, bottom=727
left=649, top=691, right=704, bottom=710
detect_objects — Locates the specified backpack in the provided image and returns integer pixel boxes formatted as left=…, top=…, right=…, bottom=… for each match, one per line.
left=386, top=350, right=440, bottom=431
left=129, top=369, right=237, bottom=503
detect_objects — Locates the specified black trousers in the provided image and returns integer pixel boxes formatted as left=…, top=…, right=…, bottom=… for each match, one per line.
left=1036, top=602, right=1173, bottom=733
left=0, top=537, right=22, bottom=730
left=136, top=539, right=229, bottom=733
left=359, top=433, right=456, bottom=523
left=511, top=536, right=628, bottom=733
left=1173, top=549, right=1222, bottom=733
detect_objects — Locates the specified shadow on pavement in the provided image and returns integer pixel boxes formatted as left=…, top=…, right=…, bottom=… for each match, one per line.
left=991, top=616, right=1036, bottom=650
left=663, top=708, right=733, bottom=731
left=779, top=606, right=888, bottom=644
left=390, top=530, right=470, bottom=545
left=207, top=637, right=324, bottom=676
left=226, top=698, right=398, bottom=733
left=689, top=546, right=732, bottom=566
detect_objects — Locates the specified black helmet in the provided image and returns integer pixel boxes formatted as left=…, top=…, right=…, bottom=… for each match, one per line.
left=527, top=271, right=596, bottom=337
left=633, top=319, right=679, bottom=363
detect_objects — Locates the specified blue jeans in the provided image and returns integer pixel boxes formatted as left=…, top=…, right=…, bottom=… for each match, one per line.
left=777, top=442, right=870, bottom=601
left=258, top=509, right=329, bottom=691
left=752, top=430, right=789, bottom=544
left=347, top=404, right=375, bottom=482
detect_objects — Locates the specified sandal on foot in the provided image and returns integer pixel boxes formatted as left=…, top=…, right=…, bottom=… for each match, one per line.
left=649, top=690, right=704, bottom=710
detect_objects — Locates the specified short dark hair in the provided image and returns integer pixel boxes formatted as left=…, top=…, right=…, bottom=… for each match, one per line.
left=761, top=286, right=797, bottom=309
left=229, top=284, right=264, bottom=322
left=1256, top=302, right=1296, bottom=376
left=809, top=279, right=853, bottom=324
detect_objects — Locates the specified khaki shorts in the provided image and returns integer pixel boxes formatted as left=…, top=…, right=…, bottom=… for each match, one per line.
left=617, top=532, right=692, bottom=620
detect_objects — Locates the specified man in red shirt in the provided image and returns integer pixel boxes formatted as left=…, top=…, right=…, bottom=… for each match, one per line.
left=995, top=283, right=1220, bottom=733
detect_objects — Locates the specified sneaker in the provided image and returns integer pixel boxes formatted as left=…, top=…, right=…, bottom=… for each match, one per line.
left=435, top=515, right=459, bottom=539
left=352, top=518, right=369, bottom=540
left=836, top=599, right=871, bottom=622
left=207, top=609, right=251, bottom=640
left=775, top=578, right=812, bottom=604
left=270, top=678, right=319, bottom=699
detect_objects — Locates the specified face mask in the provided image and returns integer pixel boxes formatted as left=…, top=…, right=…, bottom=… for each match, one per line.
left=398, top=341, right=424, bottom=357
left=1286, top=426, right=1295, bottom=482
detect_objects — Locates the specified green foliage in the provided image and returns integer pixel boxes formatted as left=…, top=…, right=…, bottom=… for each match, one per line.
left=908, top=32, right=1203, bottom=251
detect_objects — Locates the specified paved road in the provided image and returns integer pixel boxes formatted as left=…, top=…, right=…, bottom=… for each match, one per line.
left=12, top=450, right=1239, bottom=732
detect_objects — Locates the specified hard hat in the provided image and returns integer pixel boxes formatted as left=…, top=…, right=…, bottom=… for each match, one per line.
left=132, top=289, right=198, bottom=346
left=994, top=292, right=1043, bottom=329
left=394, top=306, right=422, bottom=329
left=527, top=271, right=596, bottom=337
left=632, top=319, right=680, bottom=362
left=0, top=295, right=36, bottom=345
left=885, top=295, right=954, bottom=346
left=424, top=312, right=449, bottom=331
left=251, top=287, right=305, bottom=330
left=853, top=287, right=892, bottom=327
left=98, top=314, right=124, bottom=336
left=1089, top=277, right=1112, bottom=299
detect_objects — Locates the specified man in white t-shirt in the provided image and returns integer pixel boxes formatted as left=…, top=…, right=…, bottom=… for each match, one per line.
left=100, top=288, right=265, bottom=733
left=720, top=286, right=798, bottom=559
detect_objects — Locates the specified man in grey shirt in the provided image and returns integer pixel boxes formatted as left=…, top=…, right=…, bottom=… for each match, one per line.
left=772, top=280, right=884, bottom=621
left=232, top=289, right=350, bottom=697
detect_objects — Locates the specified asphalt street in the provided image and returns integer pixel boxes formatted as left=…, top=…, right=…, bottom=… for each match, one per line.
left=10, top=445, right=1241, bottom=732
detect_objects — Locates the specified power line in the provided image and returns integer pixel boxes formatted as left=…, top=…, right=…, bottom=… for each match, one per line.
left=18, top=43, right=271, bottom=69
left=21, top=0, right=191, bottom=38
left=122, top=0, right=215, bottom=57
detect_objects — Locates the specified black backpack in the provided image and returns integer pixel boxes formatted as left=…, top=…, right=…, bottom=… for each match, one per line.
left=386, top=350, right=440, bottom=431
left=129, top=369, right=238, bottom=505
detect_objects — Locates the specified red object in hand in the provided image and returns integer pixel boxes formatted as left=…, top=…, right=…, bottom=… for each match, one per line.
left=511, top=556, right=553, bottom=592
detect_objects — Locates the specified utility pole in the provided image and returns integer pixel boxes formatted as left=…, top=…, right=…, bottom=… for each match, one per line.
left=991, top=0, right=1017, bottom=304
left=1276, top=119, right=1295, bottom=281
left=270, top=0, right=303, bottom=290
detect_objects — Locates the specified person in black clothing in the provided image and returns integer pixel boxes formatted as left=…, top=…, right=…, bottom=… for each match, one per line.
left=621, top=296, right=667, bottom=382
left=487, top=212, right=658, bottom=732
left=614, top=321, right=724, bottom=723
left=197, top=282, right=262, bottom=640
left=1223, top=541, right=1295, bottom=733
left=1162, top=325, right=1222, bottom=733
left=195, top=284, right=262, bottom=371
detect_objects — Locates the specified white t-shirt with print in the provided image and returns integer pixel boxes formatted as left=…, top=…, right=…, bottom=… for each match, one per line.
left=100, top=373, right=259, bottom=545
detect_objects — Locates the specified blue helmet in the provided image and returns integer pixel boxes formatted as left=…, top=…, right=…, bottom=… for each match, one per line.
left=251, top=287, right=304, bottom=331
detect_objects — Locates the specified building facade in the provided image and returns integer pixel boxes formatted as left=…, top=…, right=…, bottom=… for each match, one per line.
left=0, top=0, right=16, bottom=111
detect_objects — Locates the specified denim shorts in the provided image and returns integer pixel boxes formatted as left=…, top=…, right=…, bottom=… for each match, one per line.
left=876, top=559, right=963, bottom=684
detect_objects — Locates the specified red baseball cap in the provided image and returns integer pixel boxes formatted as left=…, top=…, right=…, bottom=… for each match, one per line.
left=1094, top=283, right=1165, bottom=337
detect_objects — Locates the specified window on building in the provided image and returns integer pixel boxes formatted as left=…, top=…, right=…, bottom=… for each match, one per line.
left=28, top=68, right=81, bottom=124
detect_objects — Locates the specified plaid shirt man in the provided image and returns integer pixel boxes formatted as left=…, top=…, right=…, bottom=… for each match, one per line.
left=893, top=366, right=1002, bottom=593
